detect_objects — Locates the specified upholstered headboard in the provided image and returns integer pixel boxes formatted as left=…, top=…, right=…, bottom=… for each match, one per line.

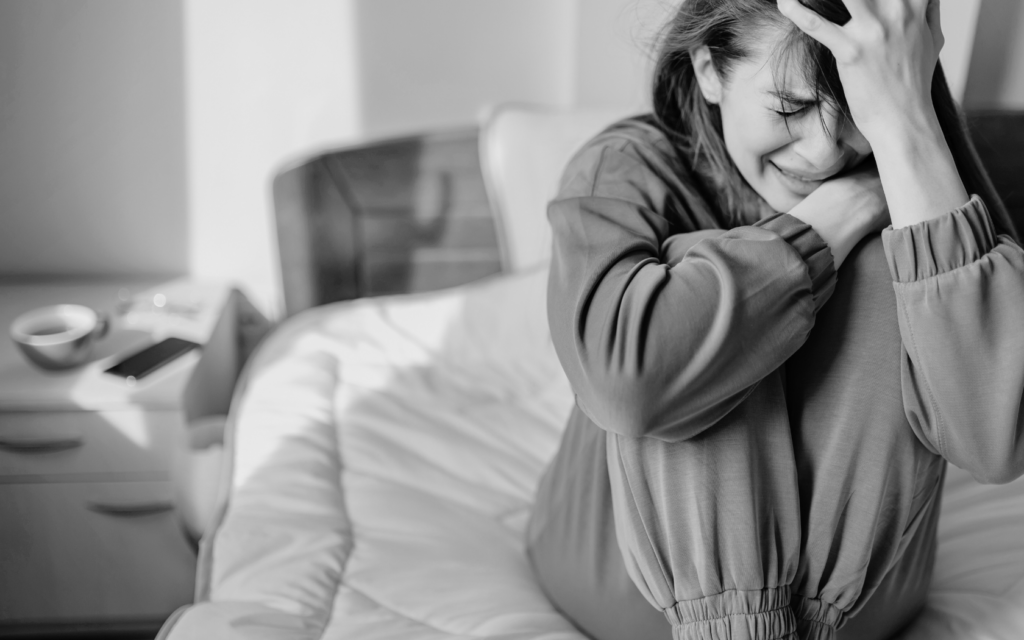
left=477, top=105, right=633, bottom=273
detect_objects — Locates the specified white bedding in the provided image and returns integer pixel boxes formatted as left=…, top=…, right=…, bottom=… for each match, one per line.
left=159, top=267, right=1024, bottom=640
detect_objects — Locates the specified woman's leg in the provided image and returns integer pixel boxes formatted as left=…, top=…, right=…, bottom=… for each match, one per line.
left=605, top=372, right=804, bottom=640
left=528, top=411, right=672, bottom=640
left=784, top=235, right=944, bottom=639
left=599, top=236, right=944, bottom=640
left=528, top=385, right=805, bottom=640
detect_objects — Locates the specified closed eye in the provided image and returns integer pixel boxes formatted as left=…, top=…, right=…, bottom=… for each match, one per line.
left=768, top=89, right=817, bottom=120
left=773, top=106, right=807, bottom=118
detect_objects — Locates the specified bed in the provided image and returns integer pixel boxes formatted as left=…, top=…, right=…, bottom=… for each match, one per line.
left=158, top=106, right=1024, bottom=640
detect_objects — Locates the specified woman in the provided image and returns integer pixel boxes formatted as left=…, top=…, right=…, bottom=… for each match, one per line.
left=526, top=1, right=1024, bottom=639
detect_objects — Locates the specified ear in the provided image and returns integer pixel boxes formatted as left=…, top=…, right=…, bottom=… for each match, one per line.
left=691, top=45, right=723, bottom=104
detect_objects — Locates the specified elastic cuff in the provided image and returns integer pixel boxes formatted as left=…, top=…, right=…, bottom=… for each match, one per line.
left=755, top=213, right=837, bottom=313
left=792, top=596, right=843, bottom=640
left=881, top=194, right=996, bottom=283
left=664, top=587, right=797, bottom=640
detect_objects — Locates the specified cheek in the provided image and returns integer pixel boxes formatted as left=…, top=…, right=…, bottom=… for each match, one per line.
left=722, top=107, right=790, bottom=173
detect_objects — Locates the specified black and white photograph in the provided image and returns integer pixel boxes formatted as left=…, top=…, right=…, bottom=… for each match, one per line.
left=1, top=1, right=1023, bottom=639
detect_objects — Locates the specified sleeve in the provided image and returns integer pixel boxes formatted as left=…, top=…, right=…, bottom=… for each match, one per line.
left=882, top=194, right=1024, bottom=484
left=547, top=143, right=837, bottom=442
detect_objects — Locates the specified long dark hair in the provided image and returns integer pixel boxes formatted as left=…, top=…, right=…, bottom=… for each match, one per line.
left=652, top=0, right=1017, bottom=240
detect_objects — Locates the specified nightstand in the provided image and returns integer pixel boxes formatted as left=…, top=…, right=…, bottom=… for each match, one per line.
left=0, top=278, right=263, bottom=637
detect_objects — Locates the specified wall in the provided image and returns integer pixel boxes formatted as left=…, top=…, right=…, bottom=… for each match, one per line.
left=0, top=0, right=187, bottom=278
left=354, top=0, right=676, bottom=138
left=571, top=0, right=674, bottom=111
left=938, top=0, right=982, bottom=101
left=355, top=0, right=577, bottom=139
left=964, top=0, right=1024, bottom=110
left=184, top=0, right=361, bottom=315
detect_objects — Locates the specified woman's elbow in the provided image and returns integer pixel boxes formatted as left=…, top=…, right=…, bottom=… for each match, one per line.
left=970, top=460, right=1024, bottom=485
left=578, top=380, right=713, bottom=442
left=578, top=384, right=659, bottom=439
left=959, top=449, right=1024, bottom=485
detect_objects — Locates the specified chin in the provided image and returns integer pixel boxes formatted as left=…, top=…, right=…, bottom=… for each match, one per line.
left=746, top=170, right=809, bottom=214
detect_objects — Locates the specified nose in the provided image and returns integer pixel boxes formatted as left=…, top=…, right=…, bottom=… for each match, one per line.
left=792, top=106, right=858, bottom=169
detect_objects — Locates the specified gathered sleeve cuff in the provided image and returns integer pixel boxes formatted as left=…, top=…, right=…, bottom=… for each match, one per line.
left=882, top=195, right=997, bottom=283
left=756, top=212, right=837, bottom=314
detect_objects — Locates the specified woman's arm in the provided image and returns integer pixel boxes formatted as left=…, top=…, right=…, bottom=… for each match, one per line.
left=548, top=141, right=837, bottom=442
left=781, top=0, right=1024, bottom=482
left=883, top=196, right=1024, bottom=483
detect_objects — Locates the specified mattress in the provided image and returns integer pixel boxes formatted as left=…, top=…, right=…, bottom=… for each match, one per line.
left=159, top=267, right=1024, bottom=640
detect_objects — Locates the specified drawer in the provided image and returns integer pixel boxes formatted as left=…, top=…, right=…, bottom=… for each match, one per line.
left=0, top=410, right=184, bottom=480
left=0, top=480, right=196, bottom=628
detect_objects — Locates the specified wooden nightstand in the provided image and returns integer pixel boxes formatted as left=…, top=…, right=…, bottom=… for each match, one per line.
left=0, top=278, right=263, bottom=638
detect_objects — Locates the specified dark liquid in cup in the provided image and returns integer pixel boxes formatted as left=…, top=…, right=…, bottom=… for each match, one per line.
left=30, top=323, right=71, bottom=336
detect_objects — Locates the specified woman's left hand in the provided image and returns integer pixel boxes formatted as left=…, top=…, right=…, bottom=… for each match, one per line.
left=777, top=0, right=943, bottom=146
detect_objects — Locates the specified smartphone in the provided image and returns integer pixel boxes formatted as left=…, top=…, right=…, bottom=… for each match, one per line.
left=104, top=337, right=201, bottom=381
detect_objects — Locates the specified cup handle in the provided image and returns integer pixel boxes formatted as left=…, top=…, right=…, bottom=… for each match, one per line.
left=93, top=312, right=110, bottom=340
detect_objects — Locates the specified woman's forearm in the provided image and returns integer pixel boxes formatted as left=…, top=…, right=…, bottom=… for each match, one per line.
left=871, top=113, right=971, bottom=229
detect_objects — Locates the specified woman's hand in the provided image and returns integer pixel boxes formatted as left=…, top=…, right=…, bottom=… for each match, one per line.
left=776, top=0, right=942, bottom=145
left=787, top=162, right=889, bottom=270
left=777, top=0, right=970, bottom=228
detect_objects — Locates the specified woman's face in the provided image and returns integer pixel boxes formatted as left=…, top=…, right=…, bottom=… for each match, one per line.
left=695, top=27, right=873, bottom=213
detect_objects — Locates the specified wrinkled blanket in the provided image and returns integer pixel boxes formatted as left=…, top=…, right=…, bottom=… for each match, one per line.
left=159, top=268, right=1024, bottom=640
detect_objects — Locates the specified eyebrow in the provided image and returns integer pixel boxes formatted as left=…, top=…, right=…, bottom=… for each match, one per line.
left=768, top=89, right=817, bottom=105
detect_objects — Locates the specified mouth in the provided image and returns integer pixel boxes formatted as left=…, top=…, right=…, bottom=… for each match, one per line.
left=768, top=161, right=829, bottom=195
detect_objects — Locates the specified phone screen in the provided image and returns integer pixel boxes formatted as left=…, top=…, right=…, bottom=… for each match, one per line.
left=104, top=337, right=201, bottom=380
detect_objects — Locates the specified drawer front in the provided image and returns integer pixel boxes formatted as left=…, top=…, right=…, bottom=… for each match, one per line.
left=0, top=481, right=196, bottom=626
left=0, top=410, right=183, bottom=480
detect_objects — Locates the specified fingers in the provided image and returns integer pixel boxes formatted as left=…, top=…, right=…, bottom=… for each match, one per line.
left=777, top=0, right=854, bottom=58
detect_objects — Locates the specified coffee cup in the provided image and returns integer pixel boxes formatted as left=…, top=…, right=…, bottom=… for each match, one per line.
left=10, top=305, right=110, bottom=370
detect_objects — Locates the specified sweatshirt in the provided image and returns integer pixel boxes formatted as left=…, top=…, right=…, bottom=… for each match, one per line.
left=529, top=114, right=1024, bottom=639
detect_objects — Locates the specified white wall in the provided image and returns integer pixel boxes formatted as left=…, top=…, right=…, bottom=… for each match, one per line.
left=964, top=0, right=1024, bottom=110
left=355, top=0, right=577, bottom=139
left=0, top=0, right=187, bottom=278
left=184, top=0, right=361, bottom=316
left=571, top=0, right=674, bottom=111
left=353, top=0, right=675, bottom=138
left=938, top=0, right=982, bottom=101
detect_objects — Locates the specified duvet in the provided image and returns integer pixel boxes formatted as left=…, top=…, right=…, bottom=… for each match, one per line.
left=159, top=267, right=1024, bottom=640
